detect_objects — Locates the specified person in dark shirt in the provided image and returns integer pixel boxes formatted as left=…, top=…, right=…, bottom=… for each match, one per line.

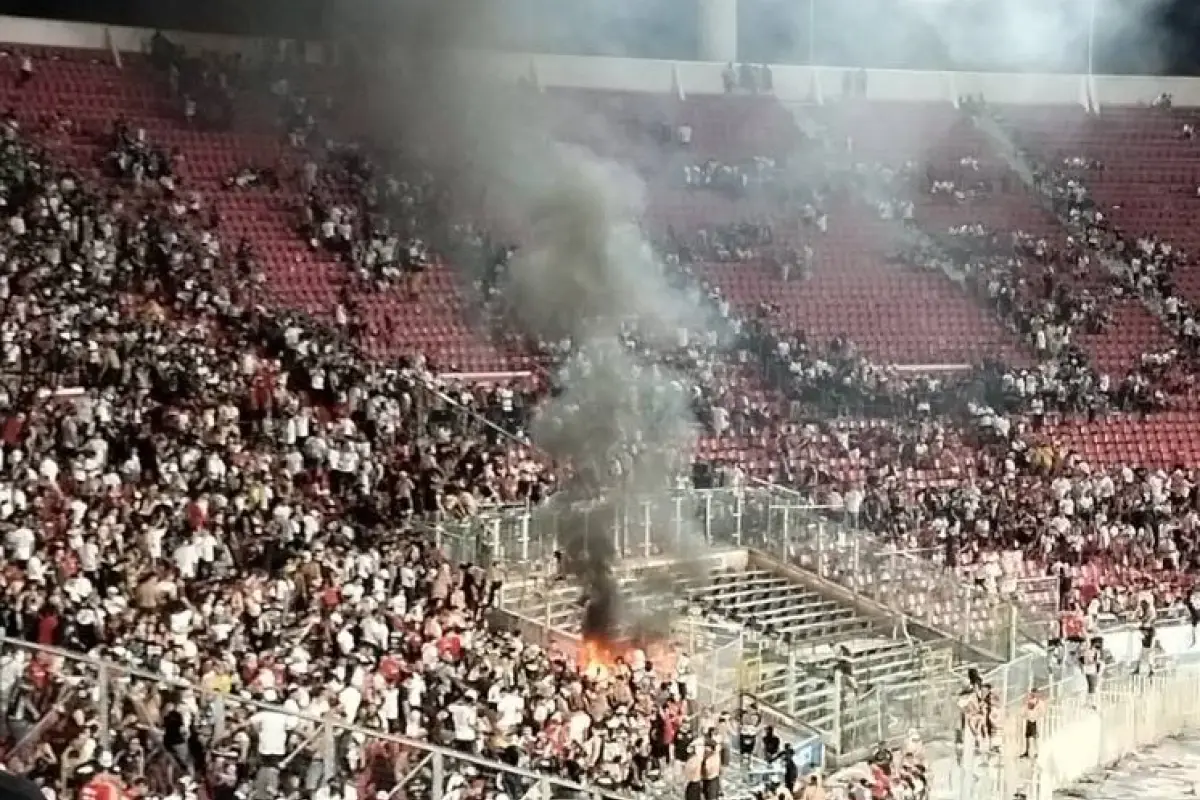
left=780, top=743, right=798, bottom=791
left=162, top=700, right=190, bottom=770
left=762, top=725, right=781, bottom=762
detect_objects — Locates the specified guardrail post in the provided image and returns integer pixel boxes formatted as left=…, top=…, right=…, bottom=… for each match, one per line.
left=431, top=751, right=444, bottom=800
left=730, top=491, right=740, bottom=547
left=520, top=513, right=530, bottom=563
left=322, top=722, right=337, bottom=785
left=781, top=506, right=790, bottom=559
left=704, top=492, right=714, bottom=545
left=831, top=669, right=843, bottom=756
left=488, top=517, right=501, bottom=564
left=787, top=649, right=799, bottom=717
left=97, top=662, right=111, bottom=751
left=642, top=500, right=652, bottom=558
left=877, top=682, right=887, bottom=742
left=815, top=523, right=824, bottom=576
left=1007, top=604, right=1019, bottom=662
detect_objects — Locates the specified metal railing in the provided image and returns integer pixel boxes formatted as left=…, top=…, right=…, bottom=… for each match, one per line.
left=733, top=484, right=1055, bottom=662
left=439, top=482, right=1069, bottom=766
left=0, top=636, right=633, bottom=800
left=432, top=485, right=797, bottom=571
left=438, top=484, right=1057, bottom=655
left=959, top=661, right=1200, bottom=800
left=835, top=669, right=967, bottom=759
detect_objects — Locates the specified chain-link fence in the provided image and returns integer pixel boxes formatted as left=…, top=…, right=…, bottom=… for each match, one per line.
left=741, top=483, right=1057, bottom=662
left=432, top=486, right=793, bottom=575
left=676, top=616, right=746, bottom=709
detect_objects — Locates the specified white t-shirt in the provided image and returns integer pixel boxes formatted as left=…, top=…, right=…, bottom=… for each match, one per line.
left=568, top=710, right=591, bottom=744
left=497, top=692, right=524, bottom=731
left=6, top=526, right=34, bottom=561
left=338, top=685, right=363, bottom=723
left=251, top=710, right=293, bottom=756
left=174, top=542, right=200, bottom=579
left=406, top=673, right=425, bottom=708
left=449, top=702, right=477, bottom=742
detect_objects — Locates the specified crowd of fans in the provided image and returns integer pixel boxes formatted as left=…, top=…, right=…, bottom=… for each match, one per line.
left=145, top=43, right=1200, bottom=612
left=0, top=105, right=750, bottom=800
left=4, top=35, right=1200, bottom=800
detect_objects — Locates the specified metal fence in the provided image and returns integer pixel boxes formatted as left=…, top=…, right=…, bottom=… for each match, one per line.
left=733, top=483, right=1056, bottom=662
left=958, top=662, right=1200, bottom=800
left=435, top=484, right=1059, bottom=660
left=437, top=482, right=1068, bottom=765
left=432, top=486, right=790, bottom=572
left=0, top=637, right=633, bottom=800
left=675, top=616, right=747, bottom=709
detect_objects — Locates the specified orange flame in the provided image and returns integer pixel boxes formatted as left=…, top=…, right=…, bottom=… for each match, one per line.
left=579, top=637, right=620, bottom=680
left=578, top=635, right=682, bottom=682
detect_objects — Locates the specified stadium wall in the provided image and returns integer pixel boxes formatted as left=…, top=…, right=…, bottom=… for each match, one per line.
left=1033, top=667, right=1200, bottom=800
left=965, top=665, right=1200, bottom=800
left=3, top=14, right=1200, bottom=107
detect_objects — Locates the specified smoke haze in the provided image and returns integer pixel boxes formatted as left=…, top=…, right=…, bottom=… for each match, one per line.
left=345, top=0, right=711, bottom=641
left=336, top=0, right=1179, bottom=643
left=742, top=0, right=1171, bottom=75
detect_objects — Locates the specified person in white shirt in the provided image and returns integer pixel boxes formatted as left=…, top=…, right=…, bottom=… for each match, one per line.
left=496, top=690, right=524, bottom=733
left=243, top=693, right=297, bottom=796
left=5, top=524, right=34, bottom=564
left=338, top=682, right=363, bottom=724
left=173, top=537, right=200, bottom=580
left=448, top=696, right=478, bottom=752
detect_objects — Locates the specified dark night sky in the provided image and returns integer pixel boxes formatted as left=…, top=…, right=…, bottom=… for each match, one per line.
left=0, top=0, right=1196, bottom=75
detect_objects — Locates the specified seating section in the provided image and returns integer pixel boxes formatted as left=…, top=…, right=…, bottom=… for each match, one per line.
left=1039, top=409, right=1200, bottom=467
left=1003, top=104, right=1200, bottom=295
left=3, top=46, right=522, bottom=371
left=688, top=567, right=881, bottom=643
left=809, top=101, right=1174, bottom=378
left=803, top=540, right=1034, bottom=652
left=504, top=563, right=884, bottom=644
left=502, top=557, right=957, bottom=736
left=550, top=90, right=1027, bottom=366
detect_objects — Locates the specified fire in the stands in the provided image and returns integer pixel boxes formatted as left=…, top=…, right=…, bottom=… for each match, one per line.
left=578, top=633, right=680, bottom=682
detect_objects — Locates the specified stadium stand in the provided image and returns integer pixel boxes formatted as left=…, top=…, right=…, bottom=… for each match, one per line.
left=2, top=18, right=1200, bottom=800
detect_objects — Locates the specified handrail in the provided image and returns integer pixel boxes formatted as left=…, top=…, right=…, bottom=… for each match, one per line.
left=739, top=691, right=829, bottom=746
left=417, top=374, right=536, bottom=455
left=0, top=635, right=632, bottom=800
left=966, top=662, right=1200, bottom=800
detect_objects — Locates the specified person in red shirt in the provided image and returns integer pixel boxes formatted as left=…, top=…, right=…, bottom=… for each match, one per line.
left=869, top=761, right=891, bottom=800
left=81, top=772, right=124, bottom=800
left=1, top=413, right=23, bottom=446
left=437, top=629, right=463, bottom=661
left=36, top=604, right=61, bottom=646
left=28, top=654, right=52, bottom=690
left=186, top=498, right=207, bottom=530
left=379, top=654, right=401, bottom=684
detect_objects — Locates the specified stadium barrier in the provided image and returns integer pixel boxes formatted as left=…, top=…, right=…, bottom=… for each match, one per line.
left=440, top=483, right=1061, bottom=757
left=0, top=636, right=634, bottom=800
left=958, top=662, right=1200, bottom=800
left=432, top=484, right=1055, bottom=657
